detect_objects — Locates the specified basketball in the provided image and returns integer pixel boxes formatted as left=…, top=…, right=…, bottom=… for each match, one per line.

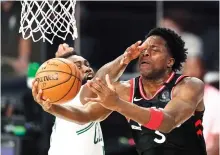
left=35, top=58, right=82, bottom=104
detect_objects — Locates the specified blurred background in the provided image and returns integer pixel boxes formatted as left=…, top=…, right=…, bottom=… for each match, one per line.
left=1, top=1, right=219, bottom=155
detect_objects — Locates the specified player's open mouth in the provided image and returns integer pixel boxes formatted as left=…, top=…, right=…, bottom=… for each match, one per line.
left=86, top=72, right=94, bottom=78
left=140, top=60, right=151, bottom=69
left=141, top=61, right=150, bottom=64
left=140, top=60, right=151, bottom=65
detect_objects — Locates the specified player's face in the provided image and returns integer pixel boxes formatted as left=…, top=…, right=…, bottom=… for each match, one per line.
left=68, top=55, right=95, bottom=81
left=138, top=35, right=174, bottom=79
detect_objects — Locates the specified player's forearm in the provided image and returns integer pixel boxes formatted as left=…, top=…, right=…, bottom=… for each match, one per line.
left=80, top=54, right=128, bottom=104
left=113, top=99, right=151, bottom=125
left=47, top=105, right=91, bottom=125
left=18, top=38, right=31, bottom=61
left=94, top=54, right=128, bottom=82
left=114, top=99, right=175, bottom=133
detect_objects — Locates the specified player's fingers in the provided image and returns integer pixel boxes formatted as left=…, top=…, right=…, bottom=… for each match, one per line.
left=105, top=74, right=115, bottom=90
left=91, top=80, right=104, bottom=92
left=134, top=40, right=142, bottom=47
left=32, top=79, right=36, bottom=88
left=62, top=43, right=69, bottom=49
left=55, top=52, right=59, bottom=57
left=43, top=99, right=52, bottom=110
left=96, top=77, right=114, bottom=92
left=56, top=44, right=74, bottom=58
left=67, top=47, right=74, bottom=52
left=44, top=98, right=50, bottom=104
left=125, top=47, right=131, bottom=52
left=137, top=45, right=145, bottom=52
left=32, top=81, right=38, bottom=100
left=95, top=77, right=109, bottom=93
left=63, top=44, right=74, bottom=53
left=130, top=41, right=142, bottom=53
left=58, top=44, right=65, bottom=52
left=138, top=41, right=147, bottom=51
left=130, top=44, right=137, bottom=52
left=95, top=77, right=107, bottom=86
left=58, top=44, right=63, bottom=51
left=55, top=44, right=65, bottom=57
left=36, top=89, right=43, bottom=104
left=87, top=81, right=102, bottom=95
left=63, top=43, right=69, bottom=47
left=84, top=97, right=101, bottom=103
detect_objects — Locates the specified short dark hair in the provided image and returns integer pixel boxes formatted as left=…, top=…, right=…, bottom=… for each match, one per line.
left=145, top=27, right=188, bottom=71
left=57, top=51, right=77, bottom=59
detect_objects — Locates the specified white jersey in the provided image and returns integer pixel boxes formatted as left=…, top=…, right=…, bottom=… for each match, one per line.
left=48, top=89, right=105, bottom=155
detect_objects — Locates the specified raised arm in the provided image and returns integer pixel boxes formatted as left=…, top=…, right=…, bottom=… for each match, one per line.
left=85, top=76, right=205, bottom=133
left=94, top=41, right=142, bottom=81
left=80, top=41, right=142, bottom=104
left=11, top=37, right=32, bottom=75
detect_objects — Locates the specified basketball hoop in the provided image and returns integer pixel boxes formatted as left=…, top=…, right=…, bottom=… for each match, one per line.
left=19, top=0, right=78, bottom=44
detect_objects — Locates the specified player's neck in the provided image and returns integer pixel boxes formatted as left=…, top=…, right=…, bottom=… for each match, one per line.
left=141, top=70, right=173, bottom=96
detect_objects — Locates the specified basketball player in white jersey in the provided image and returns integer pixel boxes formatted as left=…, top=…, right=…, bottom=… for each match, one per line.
left=32, top=44, right=112, bottom=155
left=33, top=42, right=141, bottom=155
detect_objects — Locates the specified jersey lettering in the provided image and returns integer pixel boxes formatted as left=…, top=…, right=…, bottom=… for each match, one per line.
left=94, top=123, right=103, bottom=144
left=149, top=107, right=166, bottom=143
left=154, top=130, right=166, bottom=143
left=131, top=122, right=142, bottom=130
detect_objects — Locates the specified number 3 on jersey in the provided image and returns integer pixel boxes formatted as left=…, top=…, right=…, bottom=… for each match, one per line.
left=131, top=122, right=166, bottom=144
left=150, top=107, right=166, bottom=144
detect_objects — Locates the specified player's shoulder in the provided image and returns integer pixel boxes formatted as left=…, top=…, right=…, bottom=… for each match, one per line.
left=175, top=76, right=204, bottom=93
left=178, top=76, right=204, bottom=87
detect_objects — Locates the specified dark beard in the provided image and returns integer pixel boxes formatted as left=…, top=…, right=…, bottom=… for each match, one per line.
left=81, top=73, right=93, bottom=85
left=142, top=68, right=167, bottom=81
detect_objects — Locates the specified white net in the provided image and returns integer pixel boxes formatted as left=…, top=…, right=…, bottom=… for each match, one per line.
left=19, top=0, right=78, bottom=44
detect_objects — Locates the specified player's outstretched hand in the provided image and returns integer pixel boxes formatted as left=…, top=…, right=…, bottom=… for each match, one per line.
left=120, top=40, right=143, bottom=65
left=85, top=74, right=119, bottom=110
left=32, top=80, right=52, bottom=112
left=55, top=43, right=74, bottom=58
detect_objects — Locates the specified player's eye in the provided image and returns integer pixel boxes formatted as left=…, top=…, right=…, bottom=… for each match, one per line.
left=77, top=65, right=81, bottom=69
left=85, top=62, right=90, bottom=67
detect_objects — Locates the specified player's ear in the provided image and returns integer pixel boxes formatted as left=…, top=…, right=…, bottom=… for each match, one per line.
left=167, top=58, right=175, bottom=68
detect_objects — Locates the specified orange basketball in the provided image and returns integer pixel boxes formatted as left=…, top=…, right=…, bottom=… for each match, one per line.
left=35, top=58, right=82, bottom=104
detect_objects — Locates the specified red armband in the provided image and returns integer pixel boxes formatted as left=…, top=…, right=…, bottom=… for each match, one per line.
left=144, top=108, right=164, bottom=130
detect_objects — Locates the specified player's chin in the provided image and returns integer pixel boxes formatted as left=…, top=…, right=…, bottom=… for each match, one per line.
left=140, top=70, right=153, bottom=78
left=140, top=68, right=151, bottom=74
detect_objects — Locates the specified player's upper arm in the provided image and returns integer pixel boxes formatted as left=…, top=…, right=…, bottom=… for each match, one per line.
left=163, top=77, right=204, bottom=131
left=173, top=77, right=204, bottom=105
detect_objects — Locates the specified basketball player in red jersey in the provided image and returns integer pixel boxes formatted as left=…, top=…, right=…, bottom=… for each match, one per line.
left=83, top=28, right=207, bottom=155
left=35, top=28, right=207, bottom=155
